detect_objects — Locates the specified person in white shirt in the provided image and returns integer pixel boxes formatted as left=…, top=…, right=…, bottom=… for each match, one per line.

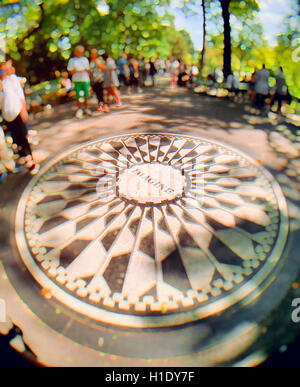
left=60, top=71, right=74, bottom=95
left=89, top=49, right=109, bottom=113
left=0, top=61, right=39, bottom=175
left=67, top=46, right=91, bottom=119
left=226, top=72, right=240, bottom=94
left=0, top=124, right=15, bottom=181
left=103, top=54, right=122, bottom=107
left=188, top=64, right=199, bottom=86
left=254, top=64, right=270, bottom=110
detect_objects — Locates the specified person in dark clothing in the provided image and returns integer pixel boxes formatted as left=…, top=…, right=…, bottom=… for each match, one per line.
left=178, top=64, right=189, bottom=87
left=0, top=61, right=39, bottom=175
left=117, top=53, right=130, bottom=93
left=90, top=48, right=109, bottom=113
left=272, top=66, right=290, bottom=114
left=128, top=55, right=140, bottom=93
left=138, top=57, right=147, bottom=88
left=148, top=59, right=157, bottom=87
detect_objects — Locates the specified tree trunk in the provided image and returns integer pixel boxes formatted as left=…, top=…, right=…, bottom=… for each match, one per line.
left=200, top=0, right=206, bottom=72
left=220, top=0, right=232, bottom=79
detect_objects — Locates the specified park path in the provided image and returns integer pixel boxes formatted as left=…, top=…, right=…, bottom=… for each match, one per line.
left=1, top=81, right=300, bottom=366
left=1, top=82, right=300, bottom=236
left=31, top=83, right=300, bottom=232
left=29, top=83, right=299, bottom=170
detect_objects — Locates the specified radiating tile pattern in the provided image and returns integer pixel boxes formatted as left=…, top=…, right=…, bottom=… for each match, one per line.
left=17, top=133, right=287, bottom=328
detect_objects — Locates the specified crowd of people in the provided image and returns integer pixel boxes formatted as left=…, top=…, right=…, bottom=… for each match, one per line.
left=0, top=46, right=171, bottom=181
left=62, top=47, right=163, bottom=119
left=249, top=65, right=291, bottom=113
left=0, top=44, right=293, bottom=183
left=222, top=64, right=291, bottom=114
left=60, top=48, right=200, bottom=119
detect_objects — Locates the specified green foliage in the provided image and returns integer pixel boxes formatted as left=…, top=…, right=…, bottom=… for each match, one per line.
left=166, top=28, right=195, bottom=63
left=273, top=0, right=300, bottom=99
left=178, top=0, right=260, bottom=72
left=0, top=0, right=299, bottom=105
left=0, top=0, right=197, bottom=81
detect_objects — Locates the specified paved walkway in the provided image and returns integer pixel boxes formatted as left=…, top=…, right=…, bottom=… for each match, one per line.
left=1, top=83, right=300, bottom=366
left=2, top=83, right=300, bottom=232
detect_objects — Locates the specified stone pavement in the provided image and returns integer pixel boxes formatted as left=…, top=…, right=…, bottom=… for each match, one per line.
left=1, top=83, right=300, bottom=366
left=6, top=84, right=300, bottom=230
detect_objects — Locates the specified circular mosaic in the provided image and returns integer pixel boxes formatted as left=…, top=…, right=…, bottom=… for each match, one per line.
left=16, top=133, right=288, bottom=328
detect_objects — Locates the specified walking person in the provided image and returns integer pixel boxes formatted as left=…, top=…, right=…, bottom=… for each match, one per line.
left=0, top=61, right=39, bottom=175
left=155, top=58, right=164, bottom=75
left=117, top=53, right=130, bottom=93
left=273, top=66, right=289, bottom=114
left=128, top=55, right=141, bottom=93
left=138, top=57, right=147, bottom=89
left=90, top=48, right=109, bottom=113
left=0, top=124, right=15, bottom=181
left=254, top=64, right=270, bottom=112
left=169, top=57, right=180, bottom=88
left=148, top=58, right=157, bottom=87
left=67, top=45, right=92, bottom=119
left=103, top=54, right=122, bottom=107
left=248, top=68, right=257, bottom=106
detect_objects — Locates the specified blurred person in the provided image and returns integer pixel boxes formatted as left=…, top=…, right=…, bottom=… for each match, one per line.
left=254, top=64, right=270, bottom=111
left=128, top=55, right=141, bottom=93
left=7, top=67, right=38, bottom=144
left=179, top=59, right=184, bottom=73
left=190, top=64, right=199, bottom=85
left=215, top=68, right=224, bottom=83
left=117, top=53, right=130, bottom=92
left=178, top=63, right=190, bottom=87
left=273, top=66, right=290, bottom=114
left=0, top=124, right=15, bottom=181
left=138, top=57, right=147, bottom=88
left=248, top=68, right=257, bottom=106
left=67, top=45, right=92, bottom=119
left=0, top=61, right=39, bottom=175
left=148, top=58, right=157, bottom=87
left=169, top=57, right=180, bottom=88
left=103, top=54, right=122, bottom=107
left=226, top=72, right=240, bottom=95
left=165, top=58, right=171, bottom=73
left=207, top=71, right=215, bottom=83
left=161, top=58, right=166, bottom=73
left=90, top=49, right=109, bottom=113
left=60, top=71, right=74, bottom=97
left=155, top=58, right=165, bottom=75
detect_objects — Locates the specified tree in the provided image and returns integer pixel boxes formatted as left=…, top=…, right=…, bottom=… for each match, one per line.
left=180, top=0, right=209, bottom=71
left=166, top=27, right=195, bottom=63
left=274, top=0, right=300, bottom=99
left=179, top=0, right=259, bottom=77
left=1, top=0, right=184, bottom=82
left=200, top=0, right=207, bottom=70
left=231, top=12, right=263, bottom=71
left=219, top=0, right=231, bottom=78
left=219, top=0, right=260, bottom=78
